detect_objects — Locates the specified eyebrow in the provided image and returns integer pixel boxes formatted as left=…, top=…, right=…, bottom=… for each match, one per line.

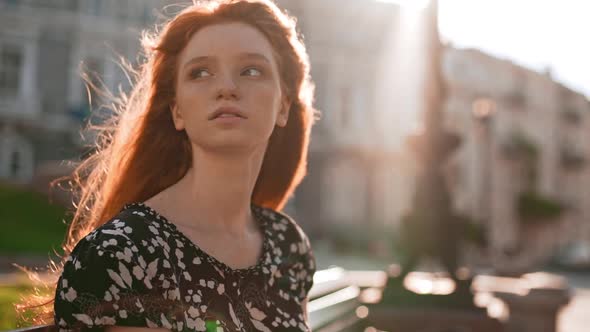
left=182, top=52, right=271, bottom=71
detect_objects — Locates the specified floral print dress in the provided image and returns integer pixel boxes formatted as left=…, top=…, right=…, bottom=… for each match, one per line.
left=54, top=202, right=316, bottom=331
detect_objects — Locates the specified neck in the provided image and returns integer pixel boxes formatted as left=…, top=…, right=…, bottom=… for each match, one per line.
left=171, top=144, right=267, bottom=235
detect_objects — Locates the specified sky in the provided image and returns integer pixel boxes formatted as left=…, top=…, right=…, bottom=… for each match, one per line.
left=381, top=0, right=590, bottom=98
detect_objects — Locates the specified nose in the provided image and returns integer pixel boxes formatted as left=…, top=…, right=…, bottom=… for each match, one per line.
left=216, top=72, right=239, bottom=100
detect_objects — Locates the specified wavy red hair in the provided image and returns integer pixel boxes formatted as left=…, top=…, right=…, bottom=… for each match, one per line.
left=17, top=0, right=316, bottom=324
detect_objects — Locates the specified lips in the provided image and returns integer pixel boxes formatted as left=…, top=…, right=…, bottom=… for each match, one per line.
left=209, top=107, right=247, bottom=120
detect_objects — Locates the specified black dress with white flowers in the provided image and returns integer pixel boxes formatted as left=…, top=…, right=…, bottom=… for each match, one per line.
left=54, top=202, right=316, bottom=331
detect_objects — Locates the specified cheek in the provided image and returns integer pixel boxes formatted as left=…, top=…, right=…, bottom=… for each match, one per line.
left=176, top=86, right=207, bottom=116
left=177, top=83, right=203, bottom=103
left=248, top=83, right=283, bottom=117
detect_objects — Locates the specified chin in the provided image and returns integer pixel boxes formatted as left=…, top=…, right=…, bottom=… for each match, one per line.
left=199, top=140, right=258, bottom=154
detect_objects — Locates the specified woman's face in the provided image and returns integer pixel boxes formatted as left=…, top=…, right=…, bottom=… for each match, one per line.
left=172, top=22, right=290, bottom=153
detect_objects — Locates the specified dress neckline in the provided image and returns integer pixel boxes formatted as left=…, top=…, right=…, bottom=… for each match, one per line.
left=123, top=202, right=272, bottom=275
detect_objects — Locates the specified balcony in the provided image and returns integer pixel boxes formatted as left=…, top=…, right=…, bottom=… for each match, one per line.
left=517, top=191, right=565, bottom=226
left=561, top=108, right=582, bottom=125
left=499, top=132, right=538, bottom=162
left=505, top=91, right=526, bottom=109
left=560, top=147, right=586, bottom=172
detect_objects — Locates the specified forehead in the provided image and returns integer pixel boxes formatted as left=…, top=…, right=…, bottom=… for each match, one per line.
left=179, top=22, right=277, bottom=66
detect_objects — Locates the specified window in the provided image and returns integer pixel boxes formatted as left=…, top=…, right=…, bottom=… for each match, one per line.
left=29, top=0, right=77, bottom=10
left=339, top=86, right=351, bottom=128
left=114, top=0, right=130, bottom=20
left=84, top=0, right=102, bottom=16
left=142, top=4, right=152, bottom=24
left=1, top=134, right=34, bottom=182
left=10, top=150, right=20, bottom=177
left=82, top=56, right=105, bottom=108
left=0, top=43, right=23, bottom=96
left=1, top=0, right=19, bottom=7
left=322, top=161, right=367, bottom=223
left=310, top=64, right=328, bottom=130
left=337, top=85, right=365, bottom=130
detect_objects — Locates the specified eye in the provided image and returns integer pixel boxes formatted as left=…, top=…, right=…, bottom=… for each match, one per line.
left=241, top=67, right=262, bottom=77
left=189, top=68, right=212, bottom=79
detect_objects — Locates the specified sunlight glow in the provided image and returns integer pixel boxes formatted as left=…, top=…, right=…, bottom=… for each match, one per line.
left=307, top=286, right=360, bottom=312
left=355, top=305, right=370, bottom=319
left=403, top=272, right=456, bottom=295
left=374, top=0, right=430, bottom=146
left=313, top=267, right=344, bottom=283
left=472, top=98, right=496, bottom=119
left=487, top=298, right=509, bottom=321
left=439, top=0, right=590, bottom=97
left=376, top=0, right=431, bottom=10
left=359, top=287, right=383, bottom=304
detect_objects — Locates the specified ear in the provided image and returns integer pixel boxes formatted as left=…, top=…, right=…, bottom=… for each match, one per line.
left=276, top=97, right=291, bottom=128
left=170, top=103, right=185, bottom=131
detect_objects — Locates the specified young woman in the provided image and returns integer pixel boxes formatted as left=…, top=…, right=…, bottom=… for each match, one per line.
left=34, top=0, right=318, bottom=330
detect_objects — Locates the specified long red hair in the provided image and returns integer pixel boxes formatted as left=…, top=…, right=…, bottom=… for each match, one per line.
left=18, top=0, right=316, bottom=324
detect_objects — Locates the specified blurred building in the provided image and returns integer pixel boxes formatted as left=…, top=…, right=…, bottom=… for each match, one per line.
left=3, top=0, right=589, bottom=269
left=276, top=0, right=418, bottom=237
left=0, top=0, right=164, bottom=188
left=0, top=0, right=419, bottom=236
left=443, top=47, right=590, bottom=270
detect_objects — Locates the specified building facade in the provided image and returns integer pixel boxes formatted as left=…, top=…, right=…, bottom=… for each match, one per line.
left=275, top=0, right=419, bottom=237
left=443, top=47, right=590, bottom=270
left=0, top=0, right=167, bottom=186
